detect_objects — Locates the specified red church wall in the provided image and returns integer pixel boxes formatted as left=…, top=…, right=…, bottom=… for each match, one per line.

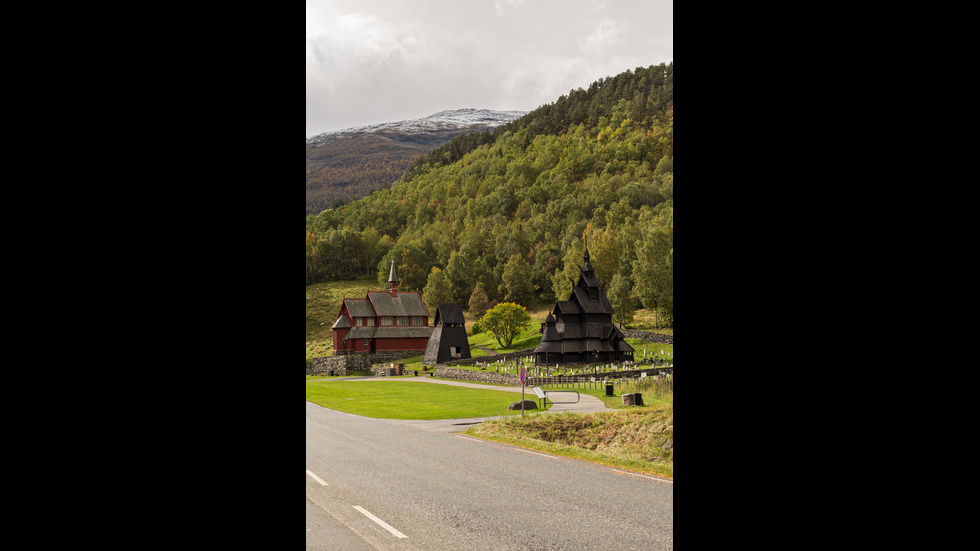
left=373, top=337, right=429, bottom=352
left=332, top=328, right=350, bottom=352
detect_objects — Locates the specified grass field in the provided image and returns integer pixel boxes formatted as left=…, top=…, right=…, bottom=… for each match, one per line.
left=305, top=379, right=538, bottom=419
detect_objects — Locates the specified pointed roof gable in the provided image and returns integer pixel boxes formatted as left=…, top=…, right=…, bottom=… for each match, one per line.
left=343, top=298, right=376, bottom=318
left=434, top=303, right=465, bottom=325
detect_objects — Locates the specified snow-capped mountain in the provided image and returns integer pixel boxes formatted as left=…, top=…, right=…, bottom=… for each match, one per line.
left=306, top=108, right=527, bottom=214
left=307, top=108, right=527, bottom=144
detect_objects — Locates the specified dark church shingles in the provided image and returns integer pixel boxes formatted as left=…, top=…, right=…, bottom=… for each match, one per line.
left=534, top=247, right=634, bottom=365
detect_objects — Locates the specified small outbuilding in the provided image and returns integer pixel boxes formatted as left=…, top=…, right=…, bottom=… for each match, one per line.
left=422, top=303, right=471, bottom=365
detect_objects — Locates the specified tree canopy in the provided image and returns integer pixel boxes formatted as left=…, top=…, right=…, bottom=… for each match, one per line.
left=479, top=302, right=532, bottom=348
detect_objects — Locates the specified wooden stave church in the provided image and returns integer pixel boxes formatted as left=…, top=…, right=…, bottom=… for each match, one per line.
left=331, top=260, right=432, bottom=355
left=533, top=247, right=635, bottom=365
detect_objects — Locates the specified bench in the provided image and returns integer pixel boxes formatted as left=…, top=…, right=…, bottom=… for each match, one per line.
left=531, top=386, right=580, bottom=409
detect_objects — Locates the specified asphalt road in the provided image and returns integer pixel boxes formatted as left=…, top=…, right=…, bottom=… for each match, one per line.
left=306, top=401, right=673, bottom=550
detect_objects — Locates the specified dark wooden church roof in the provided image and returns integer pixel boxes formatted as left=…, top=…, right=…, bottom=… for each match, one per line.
left=434, top=303, right=466, bottom=325
left=343, top=298, right=376, bottom=318
left=366, top=291, right=429, bottom=317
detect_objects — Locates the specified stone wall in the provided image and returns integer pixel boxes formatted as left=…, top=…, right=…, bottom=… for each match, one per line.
left=309, top=351, right=422, bottom=376
left=434, top=366, right=519, bottom=385
left=433, top=364, right=673, bottom=386
left=621, top=330, right=673, bottom=344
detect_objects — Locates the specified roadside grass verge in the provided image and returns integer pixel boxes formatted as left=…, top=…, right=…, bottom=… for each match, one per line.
left=465, top=406, right=673, bottom=479
left=305, top=379, right=532, bottom=419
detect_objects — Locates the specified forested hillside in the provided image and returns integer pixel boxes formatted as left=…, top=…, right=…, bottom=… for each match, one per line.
left=305, top=132, right=436, bottom=214
left=306, top=63, right=673, bottom=326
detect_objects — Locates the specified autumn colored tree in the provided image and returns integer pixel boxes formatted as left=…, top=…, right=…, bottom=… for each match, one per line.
left=583, top=223, right=619, bottom=289
left=551, top=242, right=583, bottom=301
left=468, top=282, right=490, bottom=319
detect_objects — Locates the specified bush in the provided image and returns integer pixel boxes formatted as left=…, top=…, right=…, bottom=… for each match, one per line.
left=470, top=320, right=483, bottom=335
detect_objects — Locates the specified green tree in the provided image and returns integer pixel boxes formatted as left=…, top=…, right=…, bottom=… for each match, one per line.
left=445, top=247, right=475, bottom=304
left=551, top=242, right=583, bottom=301
left=378, top=244, right=429, bottom=291
left=607, top=272, right=635, bottom=329
left=397, top=247, right=429, bottom=292
left=306, top=230, right=318, bottom=285
left=479, top=302, right=531, bottom=348
left=632, top=205, right=673, bottom=327
left=468, top=282, right=490, bottom=319
left=498, top=254, right=534, bottom=306
left=584, top=223, right=619, bottom=288
left=421, top=267, right=453, bottom=313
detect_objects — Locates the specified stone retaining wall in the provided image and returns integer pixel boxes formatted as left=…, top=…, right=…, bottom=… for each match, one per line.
left=434, top=366, right=519, bottom=385
left=309, top=351, right=422, bottom=376
left=621, top=330, right=673, bottom=344
left=433, top=364, right=673, bottom=386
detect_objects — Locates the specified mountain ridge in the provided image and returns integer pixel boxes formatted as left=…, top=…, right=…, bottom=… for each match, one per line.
left=307, top=108, right=528, bottom=142
left=306, top=108, right=527, bottom=214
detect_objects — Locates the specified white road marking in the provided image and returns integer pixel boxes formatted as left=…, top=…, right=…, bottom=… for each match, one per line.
left=454, top=435, right=484, bottom=443
left=353, top=506, right=408, bottom=539
left=613, top=470, right=673, bottom=484
left=306, top=469, right=329, bottom=485
left=515, top=448, right=557, bottom=459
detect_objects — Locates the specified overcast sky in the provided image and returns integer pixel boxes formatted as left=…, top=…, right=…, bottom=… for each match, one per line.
left=306, top=0, right=672, bottom=137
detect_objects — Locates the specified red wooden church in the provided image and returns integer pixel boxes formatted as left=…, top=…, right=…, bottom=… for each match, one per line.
left=331, top=260, right=432, bottom=354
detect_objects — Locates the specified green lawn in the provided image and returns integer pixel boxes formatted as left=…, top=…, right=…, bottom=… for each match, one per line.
left=305, top=379, right=536, bottom=419
left=466, top=324, right=543, bottom=353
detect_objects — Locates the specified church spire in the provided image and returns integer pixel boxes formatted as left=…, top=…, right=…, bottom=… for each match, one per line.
left=582, top=245, right=595, bottom=274
left=388, top=259, right=398, bottom=294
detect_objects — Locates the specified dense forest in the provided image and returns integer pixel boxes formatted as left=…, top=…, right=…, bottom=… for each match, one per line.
left=306, top=63, right=673, bottom=326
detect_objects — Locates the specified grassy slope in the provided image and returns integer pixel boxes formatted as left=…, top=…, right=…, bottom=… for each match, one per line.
left=467, top=374, right=674, bottom=478
left=466, top=405, right=673, bottom=479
